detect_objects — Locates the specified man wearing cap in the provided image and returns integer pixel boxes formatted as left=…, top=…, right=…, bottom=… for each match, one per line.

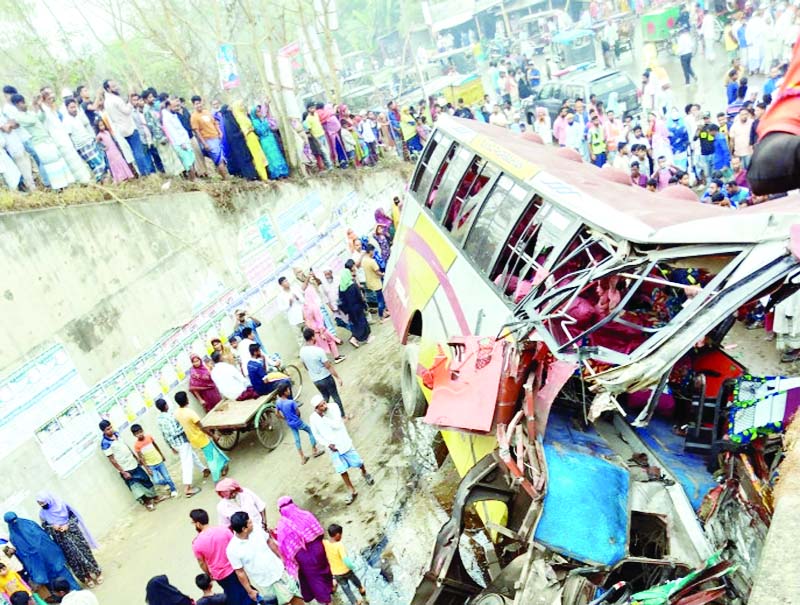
left=309, top=395, right=373, bottom=505
left=98, top=420, right=159, bottom=510
left=694, top=111, right=715, bottom=184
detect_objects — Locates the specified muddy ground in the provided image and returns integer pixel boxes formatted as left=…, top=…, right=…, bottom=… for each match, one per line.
left=87, top=318, right=791, bottom=605
left=89, top=320, right=462, bottom=605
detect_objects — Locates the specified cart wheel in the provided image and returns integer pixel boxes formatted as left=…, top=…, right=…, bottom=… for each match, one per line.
left=213, top=429, right=240, bottom=451
left=255, top=407, right=284, bottom=450
left=282, top=364, right=303, bottom=399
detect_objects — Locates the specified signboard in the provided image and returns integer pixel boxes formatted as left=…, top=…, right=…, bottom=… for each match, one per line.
left=217, top=43, right=241, bottom=90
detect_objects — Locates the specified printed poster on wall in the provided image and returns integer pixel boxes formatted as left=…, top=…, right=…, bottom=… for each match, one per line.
left=217, top=43, right=241, bottom=90
left=35, top=402, right=98, bottom=478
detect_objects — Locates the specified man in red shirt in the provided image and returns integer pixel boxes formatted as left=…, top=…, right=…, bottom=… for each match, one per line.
left=750, top=34, right=800, bottom=194
left=190, top=509, right=254, bottom=605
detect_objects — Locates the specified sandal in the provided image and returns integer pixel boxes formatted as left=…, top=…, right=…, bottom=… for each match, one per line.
left=185, top=487, right=202, bottom=498
left=312, top=449, right=325, bottom=458
left=145, top=502, right=156, bottom=512
left=95, top=574, right=104, bottom=585
left=301, top=456, right=309, bottom=465
left=349, top=337, right=360, bottom=349
left=202, top=468, right=211, bottom=478
left=344, top=492, right=358, bottom=505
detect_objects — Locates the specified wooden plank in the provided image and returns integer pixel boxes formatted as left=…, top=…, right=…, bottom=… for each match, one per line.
left=201, top=394, right=274, bottom=430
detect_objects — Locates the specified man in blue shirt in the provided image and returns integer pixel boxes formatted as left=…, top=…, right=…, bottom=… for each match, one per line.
left=246, top=344, right=281, bottom=396
left=701, top=179, right=727, bottom=203
left=725, top=180, right=751, bottom=208
left=230, top=309, right=263, bottom=348
left=275, top=382, right=322, bottom=464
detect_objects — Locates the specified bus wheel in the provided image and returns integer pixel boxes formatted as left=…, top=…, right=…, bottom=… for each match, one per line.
left=401, top=343, right=427, bottom=418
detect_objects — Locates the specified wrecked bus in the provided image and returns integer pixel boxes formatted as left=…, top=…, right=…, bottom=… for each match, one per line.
left=383, top=116, right=800, bottom=604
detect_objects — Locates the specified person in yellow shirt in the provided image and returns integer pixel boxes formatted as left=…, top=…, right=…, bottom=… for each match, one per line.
left=323, top=524, right=366, bottom=605
left=359, top=245, right=391, bottom=323
left=304, top=104, right=332, bottom=169
left=173, top=391, right=230, bottom=482
left=0, top=561, right=29, bottom=600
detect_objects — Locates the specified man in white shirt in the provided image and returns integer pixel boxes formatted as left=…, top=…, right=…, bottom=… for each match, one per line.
left=52, top=578, right=99, bottom=605
left=3, top=85, right=42, bottom=188
left=309, top=394, right=373, bottom=505
left=278, top=276, right=305, bottom=342
left=237, top=328, right=256, bottom=376
left=209, top=352, right=258, bottom=400
left=102, top=79, right=154, bottom=176
left=161, top=98, right=197, bottom=178
left=63, top=98, right=107, bottom=182
left=226, top=511, right=303, bottom=605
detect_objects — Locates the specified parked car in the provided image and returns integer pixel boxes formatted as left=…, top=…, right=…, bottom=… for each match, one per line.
left=528, top=68, right=641, bottom=123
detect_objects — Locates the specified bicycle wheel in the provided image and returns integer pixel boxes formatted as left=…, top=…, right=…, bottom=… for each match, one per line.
left=213, top=429, right=240, bottom=451
left=255, top=407, right=284, bottom=450
left=282, top=364, right=303, bottom=399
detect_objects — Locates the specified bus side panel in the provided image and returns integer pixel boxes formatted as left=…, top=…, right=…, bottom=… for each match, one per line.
left=385, top=210, right=458, bottom=343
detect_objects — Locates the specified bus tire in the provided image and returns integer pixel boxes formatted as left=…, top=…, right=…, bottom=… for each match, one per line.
left=401, top=343, right=427, bottom=418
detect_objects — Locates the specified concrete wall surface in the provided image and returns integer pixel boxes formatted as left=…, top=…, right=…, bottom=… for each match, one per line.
left=0, top=167, right=407, bottom=539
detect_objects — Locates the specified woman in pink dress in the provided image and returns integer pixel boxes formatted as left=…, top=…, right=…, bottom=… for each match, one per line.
left=94, top=119, right=134, bottom=183
left=302, top=292, right=344, bottom=363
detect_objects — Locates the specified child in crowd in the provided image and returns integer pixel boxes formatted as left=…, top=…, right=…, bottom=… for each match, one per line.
left=0, top=562, right=29, bottom=601
left=131, top=424, right=178, bottom=497
left=324, top=524, right=367, bottom=605
left=195, top=573, right=226, bottom=605
left=275, top=382, right=323, bottom=465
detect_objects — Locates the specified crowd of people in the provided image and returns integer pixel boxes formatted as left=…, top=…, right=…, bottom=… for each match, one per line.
left=1, top=490, right=371, bottom=605
left=0, top=203, right=399, bottom=605
left=0, top=77, right=429, bottom=194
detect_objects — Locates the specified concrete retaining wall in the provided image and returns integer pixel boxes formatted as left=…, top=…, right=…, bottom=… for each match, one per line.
left=0, top=167, right=407, bottom=538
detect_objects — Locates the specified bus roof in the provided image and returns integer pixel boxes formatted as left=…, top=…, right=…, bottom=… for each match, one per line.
left=435, top=116, right=800, bottom=245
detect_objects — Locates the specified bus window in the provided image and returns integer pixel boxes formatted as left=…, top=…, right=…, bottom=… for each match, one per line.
left=444, top=157, right=489, bottom=232
left=490, top=195, right=544, bottom=303
left=448, top=164, right=500, bottom=243
left=430, top=147, right=476, bottom=222
left=411, top=132, right=453, bottom=200
left=425, top=144, right=458, bottom=210
left=463, top=176, right=530, bottom=274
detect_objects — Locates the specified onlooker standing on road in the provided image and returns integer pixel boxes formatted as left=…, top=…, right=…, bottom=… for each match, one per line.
left=278, top=276, right=306, bottom=344
left=195, top=573, right=227, bottom=605
left=190, top=509, right=253, bottom=605
left=300, top=328, right=346, bottom=417
left=131, top=423, right=178, bottom=498
left=173, top=391, right=230, bottom=482
left=676, top=27, right=697, bottom=85
left=155, top=397, right=205, bottom=497
left=98, top=420, right=158, bottom=511
left=309, top=395, right=374, bottom=505
left=276, top=382, right=324, bottom=464
left=324, top=524, right=367, bottom=605
left=360, top=244, right=390, bottom=323
left=227, top=511, right=305, bottom=605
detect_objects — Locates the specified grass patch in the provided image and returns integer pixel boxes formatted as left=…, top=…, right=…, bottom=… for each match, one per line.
left=0, top=162, right=412, bottom=213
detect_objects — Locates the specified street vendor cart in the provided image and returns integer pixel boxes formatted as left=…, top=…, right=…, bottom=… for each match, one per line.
left=200, top=363, right=303, bottom=451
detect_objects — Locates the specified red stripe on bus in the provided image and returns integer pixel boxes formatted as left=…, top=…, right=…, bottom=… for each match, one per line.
left=405, top=230, right=471, bottom=335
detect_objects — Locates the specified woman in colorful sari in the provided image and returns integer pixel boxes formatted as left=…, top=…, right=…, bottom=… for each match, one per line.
left=36, top=492, right=102, bottom=587
left=375, top=207, right=394, bottom=240
left=250, top=105, right=289, bottom=179
left=374, top=224, right=391, bottom=263
left=219, top=105, right=258, bottom=180
left=232, top=102, right=268, bottom=181
left=318, top=105, right=348, bottom=168
left=303, top=292, right=343, bottom=361
left=339, top=261, right=371, bottom=345
left=3, top=512, right=80, bottom=591
left=276, top=496, right=333, bottom=605
left=189, top=354, right=222, bottom=412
